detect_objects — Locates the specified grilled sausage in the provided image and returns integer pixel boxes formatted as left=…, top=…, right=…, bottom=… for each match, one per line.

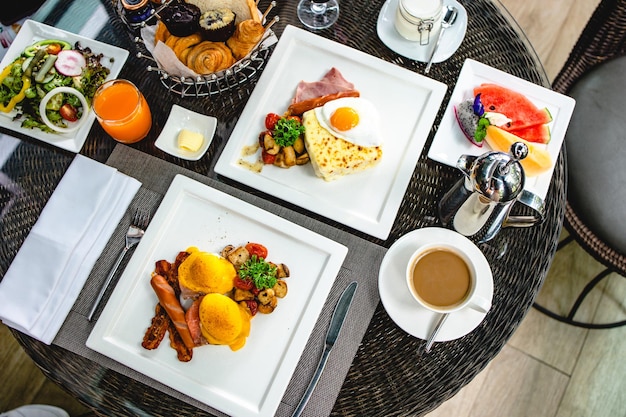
left=150, top=274, right=195, bottom=349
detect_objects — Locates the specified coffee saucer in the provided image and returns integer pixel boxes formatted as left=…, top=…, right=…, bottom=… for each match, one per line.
left=378, top=227, right=493, bottom=341
left=376, top=0, right=467, bottom=63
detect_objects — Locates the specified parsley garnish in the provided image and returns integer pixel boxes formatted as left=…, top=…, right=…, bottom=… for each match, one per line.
left=238, top=255, right=277, bottom=290
left=273, top=117, right=305, bottom=147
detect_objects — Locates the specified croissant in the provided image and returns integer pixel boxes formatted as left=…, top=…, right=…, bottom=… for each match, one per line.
left=186, top=41, right=235, bottom=74
left=226, top=19, right=265, bottom=60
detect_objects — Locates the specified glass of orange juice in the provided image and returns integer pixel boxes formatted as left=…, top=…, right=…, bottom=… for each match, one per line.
left=92, top=79, right=152, bottom=143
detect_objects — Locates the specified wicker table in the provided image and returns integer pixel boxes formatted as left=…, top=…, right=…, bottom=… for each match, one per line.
left=0, top=0, right=565, bottom=416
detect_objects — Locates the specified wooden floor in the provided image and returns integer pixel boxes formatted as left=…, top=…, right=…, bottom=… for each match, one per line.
left=2, top=1, right=625, bottom=416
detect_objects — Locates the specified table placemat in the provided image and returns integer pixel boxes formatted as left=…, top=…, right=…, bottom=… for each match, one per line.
left=53, top=145, right=386, bottom=416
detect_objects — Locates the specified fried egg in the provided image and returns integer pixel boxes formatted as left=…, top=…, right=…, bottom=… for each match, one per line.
left=314, top=97, right=382, bottom=147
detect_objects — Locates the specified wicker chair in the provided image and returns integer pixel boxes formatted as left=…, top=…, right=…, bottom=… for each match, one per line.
left=532, top=0, right=626, bottom=328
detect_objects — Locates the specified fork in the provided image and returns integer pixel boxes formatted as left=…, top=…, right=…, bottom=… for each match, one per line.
left=88, top=209, right=149, bottom=321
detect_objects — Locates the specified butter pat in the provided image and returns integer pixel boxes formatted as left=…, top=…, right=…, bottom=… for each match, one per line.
left=177, top=129, right=204, bottom=152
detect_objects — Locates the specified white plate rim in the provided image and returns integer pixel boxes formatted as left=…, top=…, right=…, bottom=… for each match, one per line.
left=376, top=0, right=468, bottom=63
left=214, top=24, right=447, bottom=240
left=378, top=227, right=493, bottom=341
left=154, top=104, right=217, bottom=161
left=427, top=58, right=576, bottom=199
left=0, top=20, right=129, bottom=153
left=86, top=174, right=348, bottom=417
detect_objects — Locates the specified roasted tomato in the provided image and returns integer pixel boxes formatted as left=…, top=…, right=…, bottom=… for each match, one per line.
left=261, top=148, right=276, bottom=165
left=234, top=276, right=254, bottom=291
left=59, top=103, right=78, bottom=122
left=245, top=300, right=259, bottom=316
left=265, top=113, right=281, bottom=131
left=246, top=242, right=268, bottom=259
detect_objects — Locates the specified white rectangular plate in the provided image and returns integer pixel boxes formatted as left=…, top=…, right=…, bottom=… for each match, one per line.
left=215, top=25, right=447, bottom=239
left=428, top=59, right=576, bottom=199
left=0, top=20, right=128, bottom=153
left=87, top=174, right=348, bottom=417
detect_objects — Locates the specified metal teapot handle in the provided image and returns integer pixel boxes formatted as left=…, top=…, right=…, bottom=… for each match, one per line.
left=502, top=190, right=545, bottom=228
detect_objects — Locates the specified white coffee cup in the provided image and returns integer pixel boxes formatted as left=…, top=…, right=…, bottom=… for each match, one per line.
left=405, top=242, right=491, bottom=314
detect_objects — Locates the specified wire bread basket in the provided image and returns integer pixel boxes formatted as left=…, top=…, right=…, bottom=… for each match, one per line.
left=114, top=0, right=279, bottom=97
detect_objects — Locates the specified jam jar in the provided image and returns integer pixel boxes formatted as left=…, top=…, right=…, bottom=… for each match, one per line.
left=121, top=0, right=154, bottom=24
left=394, top=0, right=443, bottom=45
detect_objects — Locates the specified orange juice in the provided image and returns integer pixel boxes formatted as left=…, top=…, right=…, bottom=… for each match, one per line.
left=93, top=80, right=152, bottom=143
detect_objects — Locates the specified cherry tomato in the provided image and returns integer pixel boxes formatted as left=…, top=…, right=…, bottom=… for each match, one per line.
left=234, top=277, right=254, bottom=291
left=265, top=113, right=281, bottom=131
left=246, top=242, right=268, bottom=259
left=261, top=149, right=276, bottom=165
left=59, top=103, right=78, bottom=122
left=46, top=43, right=63, bottom=55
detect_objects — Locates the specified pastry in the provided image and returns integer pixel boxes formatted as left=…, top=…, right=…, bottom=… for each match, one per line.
left=154, top=21, right=171, bottom=44
left=226, top=19, right=265, bottom=60
left=198, top=8, right=237, bottom=42
left=172, top=33, right=203, bottom=59
left=185, top=0, right=259, bottom=24
left=186, top=41, right=235, bottom=74
left=160, top=2, right=202, bottom=37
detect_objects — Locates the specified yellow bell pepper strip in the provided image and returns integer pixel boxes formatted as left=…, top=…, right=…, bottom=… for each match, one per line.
left=0, top=68, right=31, bottom=113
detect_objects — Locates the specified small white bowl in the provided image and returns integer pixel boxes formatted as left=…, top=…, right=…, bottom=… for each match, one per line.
left=155, top=105, right=217, bottom=161
left=39, top=86, right=90, bottom=134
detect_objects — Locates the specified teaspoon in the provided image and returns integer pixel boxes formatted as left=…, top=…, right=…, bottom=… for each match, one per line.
left=423, top=312, right=449, bottom=353
left=424, top=6, right=458, bottom=73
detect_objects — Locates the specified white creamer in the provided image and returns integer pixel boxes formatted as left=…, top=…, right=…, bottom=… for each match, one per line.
left=394, top=0, right=443, bottom=45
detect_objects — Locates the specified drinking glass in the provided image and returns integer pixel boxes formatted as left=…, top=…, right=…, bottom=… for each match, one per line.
left=297, top=0, right=339, bottom=30
left=92, top=79, right=152, bottom=144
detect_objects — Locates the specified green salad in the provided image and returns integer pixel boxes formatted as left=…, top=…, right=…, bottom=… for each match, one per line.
left=0, top=39, right=112, bottom=133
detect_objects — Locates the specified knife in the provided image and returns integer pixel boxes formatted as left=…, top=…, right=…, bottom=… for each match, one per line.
left=291, top=281, right=358, bottom=417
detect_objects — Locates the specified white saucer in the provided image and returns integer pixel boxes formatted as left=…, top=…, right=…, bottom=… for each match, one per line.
left=155, top=105, right=217, bottom=161
left=378, top=227, right=493, bottom=341
left=377, top=0, right=467, bottom=63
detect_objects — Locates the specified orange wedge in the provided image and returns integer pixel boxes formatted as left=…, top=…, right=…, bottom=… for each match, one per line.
left=484, top=125, right=552, bottom=177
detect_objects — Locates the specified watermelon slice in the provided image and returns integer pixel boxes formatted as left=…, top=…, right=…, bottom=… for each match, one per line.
left=509, top=123, right=551, bottom=144
left=474, top=83, right=552, bottom=131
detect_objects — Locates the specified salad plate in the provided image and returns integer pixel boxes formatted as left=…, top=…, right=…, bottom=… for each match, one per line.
left=87, top=174, right=348, bottom=417
left=377, top=0, right=467, bottom=63
left=0, top=20, right=128, bottom=153
left=215, top=25, right=447, bottom=240
left=378, top=227, right=493, bottom=341
left=428, top=59, right=576, bottom=199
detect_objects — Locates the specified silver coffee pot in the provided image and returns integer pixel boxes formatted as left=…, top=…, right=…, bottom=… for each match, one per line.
left=438, top=142, right=545, bottom=242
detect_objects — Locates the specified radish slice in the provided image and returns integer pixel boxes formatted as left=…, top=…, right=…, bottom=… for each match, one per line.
left=54, top=50, right=86, bottom=77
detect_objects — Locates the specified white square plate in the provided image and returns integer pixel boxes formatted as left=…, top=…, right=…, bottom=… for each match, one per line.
left=428, top=59, right=576, bottom=199
left=215, top=25, right=447, bottom=239
left=155, top=105, right=217, bottom=161
left=0, top=20, right=128, bottom=153
left=87, top=174, right=348, bottom=417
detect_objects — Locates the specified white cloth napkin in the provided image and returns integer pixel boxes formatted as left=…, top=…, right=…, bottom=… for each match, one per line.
left=0, top=155, right=141, bottom=344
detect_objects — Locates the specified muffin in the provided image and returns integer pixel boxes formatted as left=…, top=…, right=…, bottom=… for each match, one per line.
left=198, top=9, right=237, bottom=42
left=160, top=2, right=201, bottom=37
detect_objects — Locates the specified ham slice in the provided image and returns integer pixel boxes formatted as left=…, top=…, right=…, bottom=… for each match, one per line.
left=292, top=67, right=356, bottom=103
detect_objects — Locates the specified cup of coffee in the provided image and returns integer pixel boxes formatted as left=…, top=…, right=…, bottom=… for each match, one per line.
left=405, top=243, right=490, bottom=314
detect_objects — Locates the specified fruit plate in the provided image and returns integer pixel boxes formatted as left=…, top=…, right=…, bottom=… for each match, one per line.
left=215, top=25, right=447, bottom=240
left=86, top=174, right=348, bottom=417
left=428, top=59, right=576, bottom=199
left=0, top=20, right=128, bottom=153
